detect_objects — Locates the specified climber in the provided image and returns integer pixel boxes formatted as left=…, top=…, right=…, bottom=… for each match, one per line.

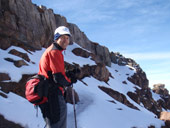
left=38, top=26, right=79, bottom=128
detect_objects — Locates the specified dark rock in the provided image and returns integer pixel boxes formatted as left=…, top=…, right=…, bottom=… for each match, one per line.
left=65, top=62, right=110, bottom=83
left=8, top=49, right=30, bottom=62
left=72, top=48, right=90, bottom=58
left=0, top=74, right=34, bottom=98
left=98, top=86, right=139, bottom=110
left=14, top=60, right=28, bottom=67
left=4, top=58, right=28, bottom=67
left=0, top=92, right=8, bottom=98
left=110, top=52, right=127, bottom=66
left=153, top=84, right=169, bottom=96
left=91, top=43, right=111, bottom=66
left=0, top=73, right=11, bottom=81
left=4, top=57, right=14, bottom=62
left=128, top=88, right=162, bottom=116
left=127, top=91, right=140, bottom=104
left=122, top=81, right=127, bottom=84
left=0, top=114, right=24, bottom=128
left=91, top=63, right=110, bottom=83
left=110, top=52, right=118, bottom=64
left=65, top=86, right=79, bottom=104
left=0, top=0, right=58, bottom=50
left=152, top=84, right=170, bottom=110
left=148, top=125, right=155, bottom=128
left=127, top=70, right=149, bottom=89
left=0, top=37, right=11, bottom=50
left=68, top=23, right=92, bottom=50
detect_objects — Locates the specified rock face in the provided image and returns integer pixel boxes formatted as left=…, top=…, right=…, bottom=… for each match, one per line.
left=127, top=88, right=162, bottom=116
left=127, top=69, right=149, bottom=89
left=68, top=23, right=91, bottom=50
left=0, top=0, right=144, bottom=110
left=65, top=62, right=110, bottom=83
left=110, top=52, right=149, bottom=90
left=1, top=0, right=150, bottom=68
left=0, top=0, right=66, bottom=50
left=0, top=0, right=111, bottom=66
left=153, top=84, right=170, bottom=111
left=71, top=48, right=110, bottom=82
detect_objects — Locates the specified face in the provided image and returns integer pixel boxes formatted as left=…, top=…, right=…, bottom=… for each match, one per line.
left=56, top=35, right=70, bottom=49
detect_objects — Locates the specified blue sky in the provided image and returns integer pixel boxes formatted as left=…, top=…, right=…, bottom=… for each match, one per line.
left=32, top=0, right=170, bottom=91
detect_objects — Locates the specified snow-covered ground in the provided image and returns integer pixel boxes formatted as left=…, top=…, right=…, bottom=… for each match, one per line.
left=0, top=43, right=165, bottom=128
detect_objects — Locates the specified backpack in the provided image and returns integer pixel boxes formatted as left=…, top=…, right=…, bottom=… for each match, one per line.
left=25, top=74, right=49, bottom=105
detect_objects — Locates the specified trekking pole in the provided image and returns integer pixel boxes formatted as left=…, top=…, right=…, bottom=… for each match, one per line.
left=71, top=84, right=78, bottom=128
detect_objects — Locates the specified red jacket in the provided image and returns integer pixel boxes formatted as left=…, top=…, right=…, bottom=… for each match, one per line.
left=38, top=43, right=71, bottom=94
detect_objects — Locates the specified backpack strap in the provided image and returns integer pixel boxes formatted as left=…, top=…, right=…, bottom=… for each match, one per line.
left=28, top=74, right=46, bottom=81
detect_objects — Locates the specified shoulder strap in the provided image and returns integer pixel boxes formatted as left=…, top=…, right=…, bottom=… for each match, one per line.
left=28, top=74, right=46, bottom=81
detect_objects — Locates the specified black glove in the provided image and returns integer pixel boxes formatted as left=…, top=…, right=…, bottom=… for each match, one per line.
left=66, top=70, right=77, bottom=83
left=70, top=75, right=77, bottom=83
left=47, top=71, right=71, bottom=87
left=53, top=72, right=70, bottom=86
left=66, top=68, right=80, bottom=84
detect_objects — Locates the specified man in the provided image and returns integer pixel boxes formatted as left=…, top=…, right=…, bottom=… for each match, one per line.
left=38, top=26, right=77, bottom=128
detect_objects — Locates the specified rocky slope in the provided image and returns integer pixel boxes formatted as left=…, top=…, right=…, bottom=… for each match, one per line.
left=0, top=0, right=170, bottom=127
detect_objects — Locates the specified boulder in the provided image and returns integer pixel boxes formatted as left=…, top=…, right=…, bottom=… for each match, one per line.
left=153, top=83, right=169, bottom=96
left=160, top=111, right=170, bottom=128
left=65, top=86, right=79, bottom=104
left=160, top=111, right=170, bottom=121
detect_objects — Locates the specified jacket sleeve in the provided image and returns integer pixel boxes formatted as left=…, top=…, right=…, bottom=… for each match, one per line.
left=48, top=50, right=71, bottom=86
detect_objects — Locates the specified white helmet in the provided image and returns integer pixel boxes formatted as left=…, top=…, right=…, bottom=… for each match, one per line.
left=54, top=26, right=71, bottom=40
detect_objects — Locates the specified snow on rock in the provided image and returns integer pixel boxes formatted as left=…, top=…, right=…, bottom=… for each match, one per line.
left=0, top=43, right=166, bottom=128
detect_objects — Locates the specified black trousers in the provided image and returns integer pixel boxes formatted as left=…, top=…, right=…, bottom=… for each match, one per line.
left=39, top=92, right=67, bottom=128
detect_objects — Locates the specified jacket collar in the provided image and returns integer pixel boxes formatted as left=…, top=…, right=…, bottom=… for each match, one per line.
left=53, top=42, right=64, bottom=51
